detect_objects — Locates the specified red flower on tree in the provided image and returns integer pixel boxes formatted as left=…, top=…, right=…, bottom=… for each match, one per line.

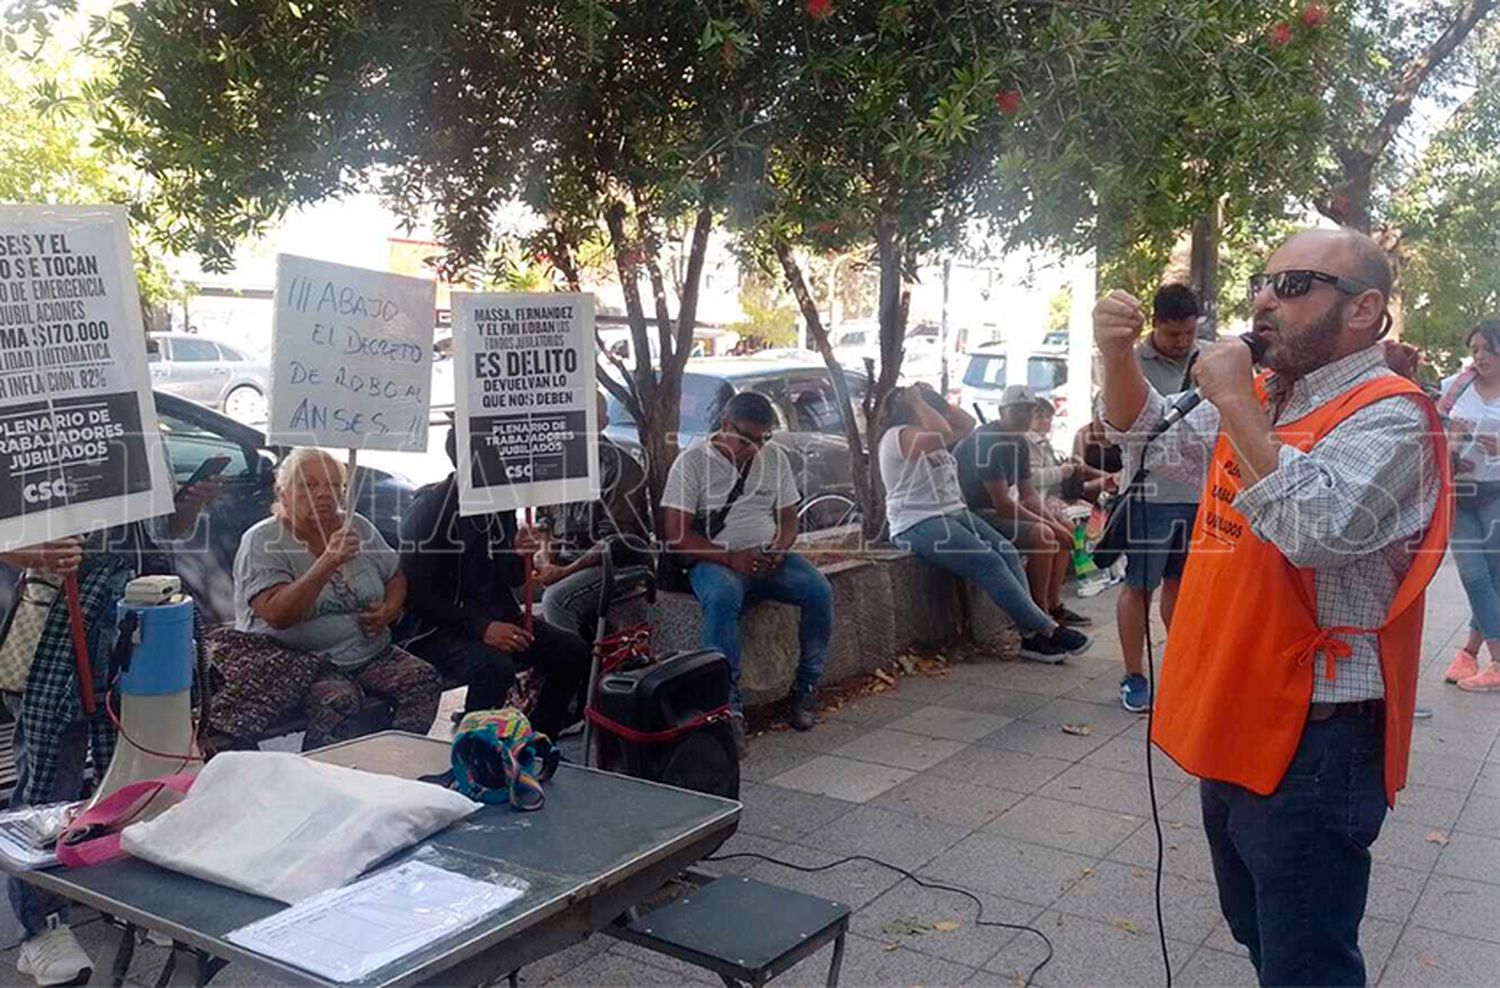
left=806, top=0, right=832, bottom=21
left=994, top=89, right=1023, bottom=114
left=1268, top=21, right=1294, bottom=46
left=1300, top=3, right=1330, bottom=28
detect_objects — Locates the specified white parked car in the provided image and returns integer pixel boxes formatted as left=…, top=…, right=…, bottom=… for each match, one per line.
left=959, top=343, right=1071, bottom=431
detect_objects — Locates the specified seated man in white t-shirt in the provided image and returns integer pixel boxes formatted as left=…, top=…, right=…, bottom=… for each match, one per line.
left=661, top=391, right=833, bottom=753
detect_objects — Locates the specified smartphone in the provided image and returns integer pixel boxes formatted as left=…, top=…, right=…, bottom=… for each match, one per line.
left=177, top=455, right=231, bottom=498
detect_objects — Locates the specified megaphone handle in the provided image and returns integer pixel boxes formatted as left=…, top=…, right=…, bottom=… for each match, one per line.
left=64, top=575, right=97, bottom=716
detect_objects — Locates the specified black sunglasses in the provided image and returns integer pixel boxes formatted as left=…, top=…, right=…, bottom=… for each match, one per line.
left=1248, top=269, right=1375, bottom=304
left=729, top=424, right=774, bottom=447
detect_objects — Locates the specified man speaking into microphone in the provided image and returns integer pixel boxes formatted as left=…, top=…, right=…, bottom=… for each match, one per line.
left=1095, top=228, right=1451, bottom=986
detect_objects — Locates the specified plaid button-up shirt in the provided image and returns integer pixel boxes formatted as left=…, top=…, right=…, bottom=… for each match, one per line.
left=1107, top=346, right=1442, bottom=703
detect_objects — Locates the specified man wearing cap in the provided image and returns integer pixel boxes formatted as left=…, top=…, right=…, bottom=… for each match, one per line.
left=1113, top=284, right=1204, bottom=712
left=955, top=385, right=1091, bottom=630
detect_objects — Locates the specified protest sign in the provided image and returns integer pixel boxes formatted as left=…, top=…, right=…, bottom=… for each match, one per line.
left=452, top=293, right=600, bottom=516
left=0, top=205, right=174, bottom=550
left=268, top=255, right=437, bottom=453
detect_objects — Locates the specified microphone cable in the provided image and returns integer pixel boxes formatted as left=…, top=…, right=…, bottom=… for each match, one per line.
left=1143, top=588, right=1172, bottom=987
left=705, top=850, right=1054, bottom=987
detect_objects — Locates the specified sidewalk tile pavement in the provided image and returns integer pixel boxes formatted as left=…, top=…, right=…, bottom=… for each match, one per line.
left=6, top=561, right=1497, bottom=987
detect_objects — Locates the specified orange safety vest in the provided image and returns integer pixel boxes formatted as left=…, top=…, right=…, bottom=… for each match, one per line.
left=1151, top=375, right=1452, bottom=806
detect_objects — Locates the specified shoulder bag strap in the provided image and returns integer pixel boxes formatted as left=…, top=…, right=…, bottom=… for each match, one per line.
left=705, top=459, right=755, bottom=541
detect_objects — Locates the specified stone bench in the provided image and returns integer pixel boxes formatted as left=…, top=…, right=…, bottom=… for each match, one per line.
left=634, top=550, right=1020, bottom=709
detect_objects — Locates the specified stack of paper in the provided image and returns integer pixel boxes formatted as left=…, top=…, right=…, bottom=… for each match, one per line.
left=226, top=861, right=526, bottom=983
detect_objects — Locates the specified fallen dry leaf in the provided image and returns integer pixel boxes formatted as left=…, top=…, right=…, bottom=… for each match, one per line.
left=874, top=668, right=898, bottom=687
left=1060, top=723, right=1092, bottom=736
left=1080, top=867, right=1094, bottom=878
left=1425, top=831, right=1451, bottom=847
left=1419, top=953, right=1440, bottom=968
left=881, top=941, right=900, bottom=952
left=1111, top=918, right=1141, bottom=934
left=932, top=920, right=961, bottom=933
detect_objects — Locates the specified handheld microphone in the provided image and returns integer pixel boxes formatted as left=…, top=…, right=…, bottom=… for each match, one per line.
left=1147, top=332, right=1269, bottom=439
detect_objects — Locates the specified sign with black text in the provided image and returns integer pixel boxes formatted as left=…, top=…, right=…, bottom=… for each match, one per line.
left=452, top=292, right=600, bottom=515
left=268, top=255, right=437, bottom=451
left=0, top=205, right=174, bottom=550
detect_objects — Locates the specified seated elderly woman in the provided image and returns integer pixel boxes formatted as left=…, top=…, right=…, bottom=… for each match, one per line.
left=231, top=448, right=441, bottom=748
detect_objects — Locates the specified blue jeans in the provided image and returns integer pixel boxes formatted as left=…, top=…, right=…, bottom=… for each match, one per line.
left=896, top=511, right=1055, bottom=636
left=689, top=553, right=832, bottom=710
left=1122, top=500, right=1198, bottom=591
left=1201, top=710, right=1387, bottom=986
left=5, top=694, right=86, bottom=938
left=1453, top=496, right=1500, bottom=641
left=540, top=564, right=653, bottom=639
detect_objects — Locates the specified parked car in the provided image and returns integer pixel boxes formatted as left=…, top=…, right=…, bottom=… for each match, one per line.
left=147, top=333, right=271, bottom=424
left=959, top=343, right=1070, bottom=429
left=604, top=356, right=870, bottom=530
left=0, top=392, right=415, bottom=625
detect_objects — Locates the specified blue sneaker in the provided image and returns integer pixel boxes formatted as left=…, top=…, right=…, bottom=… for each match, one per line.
left=1119, top=673, right=1151, bottom=713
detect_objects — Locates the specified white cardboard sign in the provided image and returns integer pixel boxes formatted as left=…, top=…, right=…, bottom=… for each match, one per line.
left=452, top=293, right=600, bottom=515
left=268, top=255, right=437, bottom=451
left=0, top=205, right=174, bottom=550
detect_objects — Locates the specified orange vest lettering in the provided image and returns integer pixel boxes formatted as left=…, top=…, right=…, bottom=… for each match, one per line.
left=1151, top=375, right=1452, bottom=805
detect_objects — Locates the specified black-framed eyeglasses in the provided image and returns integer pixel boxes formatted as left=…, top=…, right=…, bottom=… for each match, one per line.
left=1248, top=269, right=1374, bottom=305
left=729, top=424, right=774, bottom=447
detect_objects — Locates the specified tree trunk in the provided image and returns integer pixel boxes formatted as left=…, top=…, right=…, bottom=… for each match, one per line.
left=601, top=202, right=715, bottom=513
left=1323, top=163, right=1375, bottom=233
left=604, top=201, right=668, bottom=507
left=1189, top=206, right=1220, bottom=338
left=774, top=240, right=877, bottom=537
left=1318, top=0, right=1496, bottom=234
left=857, top=218, right=910, bottom=541
left=1377, top=226, right=1405, bottom=340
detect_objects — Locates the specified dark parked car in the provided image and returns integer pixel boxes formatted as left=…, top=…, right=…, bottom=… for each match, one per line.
left=605, top=356, right=870, bottom=529
left=147, top=333, right=272, bottom=424
left=0, top=392, right=414, bottom=625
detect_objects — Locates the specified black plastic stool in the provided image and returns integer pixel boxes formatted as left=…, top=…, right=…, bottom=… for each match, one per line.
left=605, top=876, right=850, bottom=987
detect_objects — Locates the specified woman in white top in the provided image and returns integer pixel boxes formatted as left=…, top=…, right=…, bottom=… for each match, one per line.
left=1443, top=319, right=1500, bottom=690
left=877, top=383, right=1090, bottom=662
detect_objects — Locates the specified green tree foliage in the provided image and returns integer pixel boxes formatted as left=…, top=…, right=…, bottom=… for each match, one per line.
left=53, top=0, right=783, bottom=500
left=729, top=0, right=1332, bottom=534
left=1314, top=0, right=1496, bottom=233
left=728, top=269, right=799, bottom=349
left=1389, top=23, right=1500, bottom=373
left=0, top=38, right=178, bottom=317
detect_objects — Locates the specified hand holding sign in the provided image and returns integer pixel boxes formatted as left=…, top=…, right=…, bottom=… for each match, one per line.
left=318, top=527, right=362, bottom=572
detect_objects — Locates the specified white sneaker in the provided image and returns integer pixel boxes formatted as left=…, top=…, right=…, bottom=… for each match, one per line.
left=16, top=924, right=92, bottom=986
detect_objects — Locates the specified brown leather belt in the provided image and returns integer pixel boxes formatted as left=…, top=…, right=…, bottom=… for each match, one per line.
left=1308, top=699, right=1384, bottom=722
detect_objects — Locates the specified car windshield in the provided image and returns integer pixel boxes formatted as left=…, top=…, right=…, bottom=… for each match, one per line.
left=1028, top=357, right=1067, bottom=392
left=607, top=374, right=734, bottom=435
left=962, top=354, right=1007, bottom=388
